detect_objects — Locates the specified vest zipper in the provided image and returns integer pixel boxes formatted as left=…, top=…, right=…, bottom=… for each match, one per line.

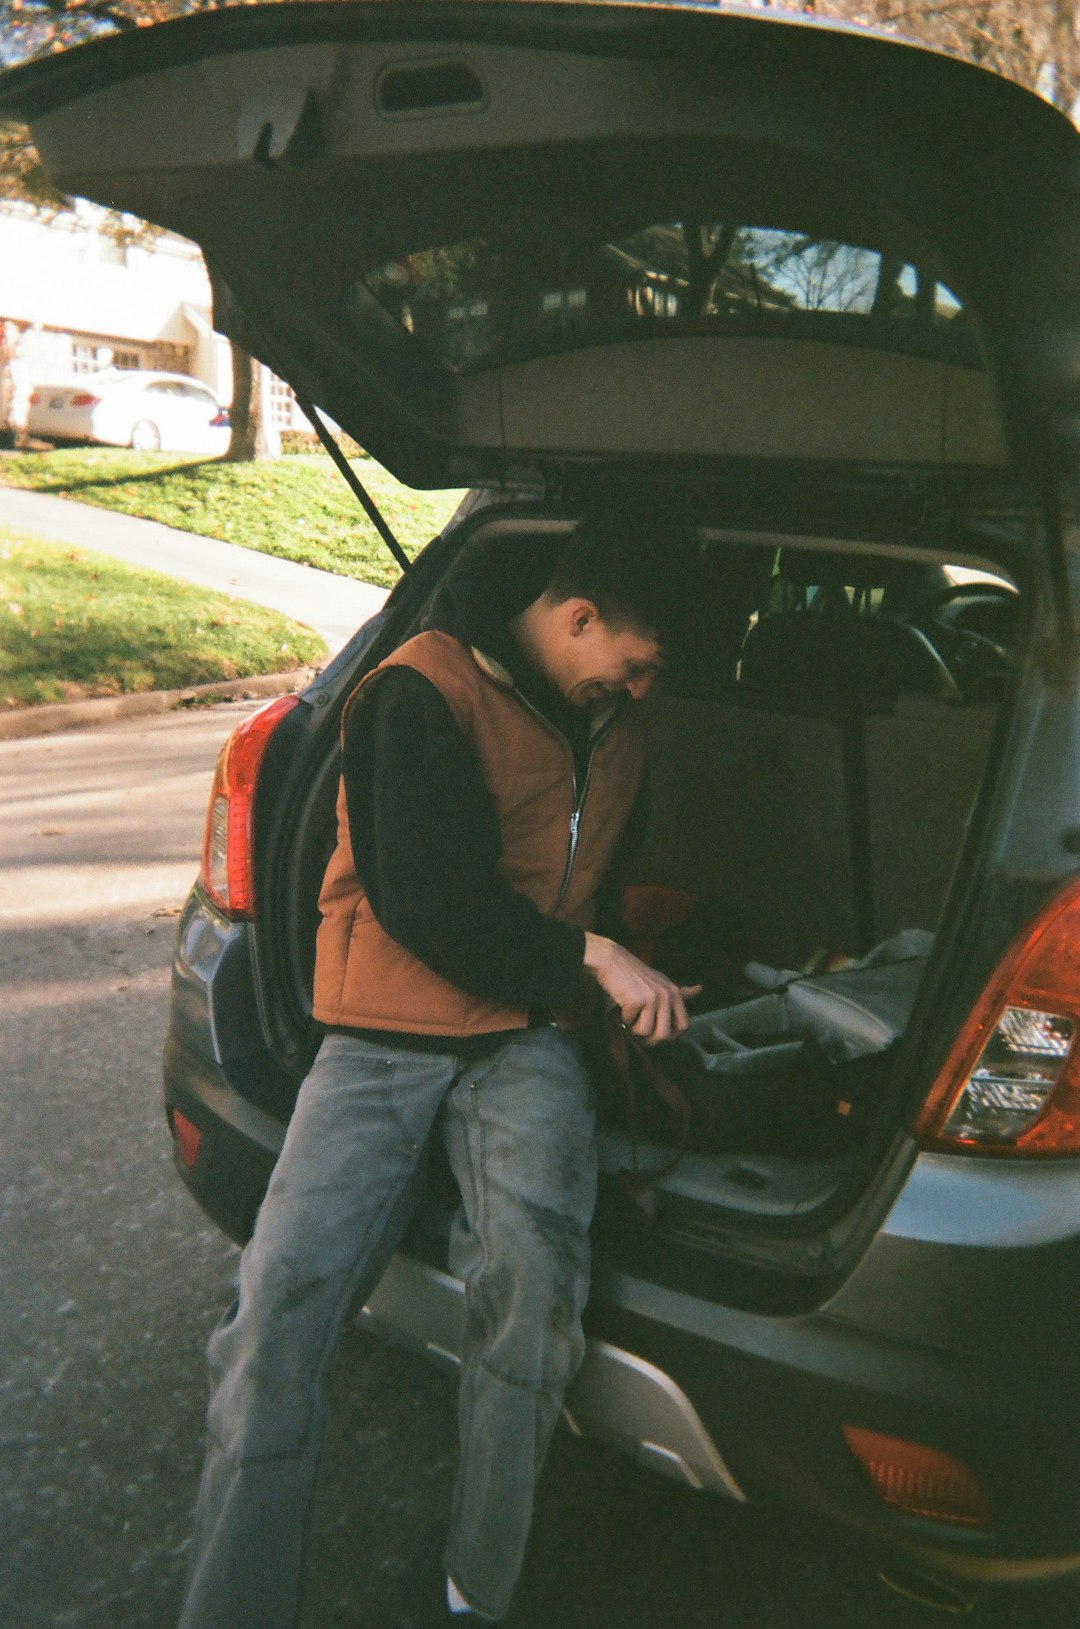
left=508, top=692, right=620, bottom=917
left=553, top=767, right=591, bottom=915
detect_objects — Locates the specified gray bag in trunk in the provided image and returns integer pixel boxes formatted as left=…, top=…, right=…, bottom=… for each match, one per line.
left=682, top=928, right=934, bottom=1076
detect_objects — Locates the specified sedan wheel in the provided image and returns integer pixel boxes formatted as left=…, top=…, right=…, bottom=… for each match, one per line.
left=130, top=419, right=161, bottom=451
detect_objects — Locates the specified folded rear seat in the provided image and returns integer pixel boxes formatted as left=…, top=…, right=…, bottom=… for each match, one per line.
left=864, top=698, right=997, bottom=936
left=637, top=566, right=997, bottom=969
left=635, top=696, right=859, bottom=966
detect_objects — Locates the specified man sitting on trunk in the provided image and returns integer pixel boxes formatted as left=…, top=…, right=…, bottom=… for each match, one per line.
left=178, top=513, right=700, bottom=1629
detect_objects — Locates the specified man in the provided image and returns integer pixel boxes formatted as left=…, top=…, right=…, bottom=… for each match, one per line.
left=178, top=515, right=700, bottom=1629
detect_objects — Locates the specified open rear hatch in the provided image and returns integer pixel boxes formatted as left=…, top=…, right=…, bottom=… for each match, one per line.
left=3, top=0, right=1079, bottom=504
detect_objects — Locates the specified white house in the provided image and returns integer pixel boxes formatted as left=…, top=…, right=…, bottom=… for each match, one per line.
left=0, top=199, right=305, bottom=443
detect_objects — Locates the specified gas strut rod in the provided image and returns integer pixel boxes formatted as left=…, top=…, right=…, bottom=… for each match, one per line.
left=295, top=396, right=412, bottom=576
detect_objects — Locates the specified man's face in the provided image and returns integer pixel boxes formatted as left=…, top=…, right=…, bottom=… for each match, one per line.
left=550, top=603, right=663, bottom=707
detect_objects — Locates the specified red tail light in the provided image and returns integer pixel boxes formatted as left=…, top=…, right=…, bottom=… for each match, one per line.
left=199, top=695, right=300, bottom=919
left=69, top=392, right=100, bottom=407
left=169, top=1108, right=203, bottom=1171
left=916, top=875, right=1080, bottom=1155
left=29, top=390, right=41, bottom=405
left=843, top=1426, right=989, bottom=1527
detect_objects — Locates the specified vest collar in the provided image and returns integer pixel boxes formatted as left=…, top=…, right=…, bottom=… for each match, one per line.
left=469, top=643, right=625, bottom=741
left=469, top=645, right=515, bottom=689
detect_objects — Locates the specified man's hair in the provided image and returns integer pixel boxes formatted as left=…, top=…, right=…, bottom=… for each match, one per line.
left=544, top=510, right=699, bottom=651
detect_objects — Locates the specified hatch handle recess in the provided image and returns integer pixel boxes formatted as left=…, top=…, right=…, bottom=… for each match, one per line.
left=296, top=397, right=412, bottom=577
left=376, top=62, right=485, bottom=118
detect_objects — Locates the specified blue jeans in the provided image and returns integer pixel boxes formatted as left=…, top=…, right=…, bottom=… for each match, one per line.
left=178, top=1026, right=597, bottom=1627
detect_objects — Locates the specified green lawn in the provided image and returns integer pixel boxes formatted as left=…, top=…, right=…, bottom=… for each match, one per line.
left=0, top=449, right=468, bottom=590
left=0, top=530, right=326, bottom=707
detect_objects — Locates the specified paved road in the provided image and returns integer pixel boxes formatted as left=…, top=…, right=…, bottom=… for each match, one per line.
left=0, top=482, right=389, bottom=656
left=3, top=708, right=1076, bottom=1629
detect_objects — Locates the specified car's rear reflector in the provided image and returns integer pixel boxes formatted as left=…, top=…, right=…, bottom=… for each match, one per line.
left=199, top=694, right=300, bottom=920
left=169, top=1108, right=203, bottom=1171
left=842, top=1426, right=989, bottom=1527
left=916, top=875, right=1080, bottom=1154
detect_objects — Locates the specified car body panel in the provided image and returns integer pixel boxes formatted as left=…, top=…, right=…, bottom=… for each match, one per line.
left=150, top=501, right=1080, bottom=1581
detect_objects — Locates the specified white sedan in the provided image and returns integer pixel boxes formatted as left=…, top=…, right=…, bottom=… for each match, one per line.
left=27, top=369, right=230, bottom=454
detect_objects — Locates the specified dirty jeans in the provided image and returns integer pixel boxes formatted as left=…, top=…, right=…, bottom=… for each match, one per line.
left=177, top=1025, right=597, bottom=1628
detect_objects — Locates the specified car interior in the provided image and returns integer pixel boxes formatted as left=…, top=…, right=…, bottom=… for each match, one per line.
left=263, top=501, right=1021, bottom=1255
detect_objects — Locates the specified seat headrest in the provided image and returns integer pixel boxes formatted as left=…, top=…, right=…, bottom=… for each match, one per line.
left=740, top=611, right=957, bottom=711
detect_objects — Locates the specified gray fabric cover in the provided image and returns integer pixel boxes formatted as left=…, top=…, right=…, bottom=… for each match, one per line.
left=683, top=930, right=933, bottom=1073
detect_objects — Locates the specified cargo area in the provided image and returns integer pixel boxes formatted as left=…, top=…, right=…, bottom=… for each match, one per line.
left=254, top=506, right=1018, bottom=1253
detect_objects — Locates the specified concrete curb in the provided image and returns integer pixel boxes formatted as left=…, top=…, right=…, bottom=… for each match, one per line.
left=0, top=666, right=320, bottom=742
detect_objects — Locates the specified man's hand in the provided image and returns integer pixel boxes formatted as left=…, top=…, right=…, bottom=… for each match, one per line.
left=583, top=932, right=702, bottom=1044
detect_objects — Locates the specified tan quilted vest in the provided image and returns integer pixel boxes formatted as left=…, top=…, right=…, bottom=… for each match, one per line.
left=312, top=629, right=644, bottom=1036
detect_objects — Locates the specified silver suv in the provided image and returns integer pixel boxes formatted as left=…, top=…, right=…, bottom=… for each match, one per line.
left=7, top=0, right=1080, bottom=1602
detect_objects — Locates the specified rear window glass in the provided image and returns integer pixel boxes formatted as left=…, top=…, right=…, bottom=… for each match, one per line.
left=355, top=221, right=973, bottom=376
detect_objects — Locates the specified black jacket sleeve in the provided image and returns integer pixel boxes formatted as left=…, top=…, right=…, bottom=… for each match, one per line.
left=341, top=667, right=587, bottom=1010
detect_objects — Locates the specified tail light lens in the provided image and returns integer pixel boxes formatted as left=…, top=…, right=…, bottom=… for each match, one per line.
left=29, top=390, right=41, bottom=405
left=69, top=392, right=100, bottom=407
left=168, top=1108, right=203, bottom=1171
left=916, top=876, right=1080, bottom=1154
left=199, top=694, right=300, bottom=919
left=843, top=1426, right=989, bottom=1526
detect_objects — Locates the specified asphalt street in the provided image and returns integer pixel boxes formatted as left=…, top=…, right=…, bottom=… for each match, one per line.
left=3, top=706, right=1077, bottom=1629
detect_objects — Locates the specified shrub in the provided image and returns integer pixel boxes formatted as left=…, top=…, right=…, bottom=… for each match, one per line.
left=279, top=428, right=368, bottom=458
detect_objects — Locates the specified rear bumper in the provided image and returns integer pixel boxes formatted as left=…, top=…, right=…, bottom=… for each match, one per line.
left=362, top=1252, right=748, bottom=1501
left=164, top=1030, right=283, bottom=1244
left=163, top=1027, right=1080, bottom=1587
left=366, top=1248, right=1080, bottom=1587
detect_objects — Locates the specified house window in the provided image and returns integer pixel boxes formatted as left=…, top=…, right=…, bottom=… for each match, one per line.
left=72, top=342, right=141, bottom=373
left=268, top=374, right=296, bottom=428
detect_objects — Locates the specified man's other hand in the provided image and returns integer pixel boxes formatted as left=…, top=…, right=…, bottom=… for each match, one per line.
left=583, top=933, right=701, bottom=1044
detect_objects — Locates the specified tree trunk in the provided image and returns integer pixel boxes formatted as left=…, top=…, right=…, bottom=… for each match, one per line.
left=225, top=341, right=276, bottom=461
left=0, top=320, right=15, bottom=447
left=0, top=319, right=29, bottom=449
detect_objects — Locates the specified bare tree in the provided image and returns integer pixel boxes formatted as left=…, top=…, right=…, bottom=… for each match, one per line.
left=0, top=0, right=215, bottom=65
left=779, top=0, right=1079, bottom=117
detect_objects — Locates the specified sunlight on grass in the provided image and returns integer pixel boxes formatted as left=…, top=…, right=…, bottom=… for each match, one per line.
left=0, top=530, right=326, bottom=707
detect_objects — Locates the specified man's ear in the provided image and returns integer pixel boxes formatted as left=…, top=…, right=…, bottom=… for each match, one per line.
left=566, top=598, right=601, bottom=636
